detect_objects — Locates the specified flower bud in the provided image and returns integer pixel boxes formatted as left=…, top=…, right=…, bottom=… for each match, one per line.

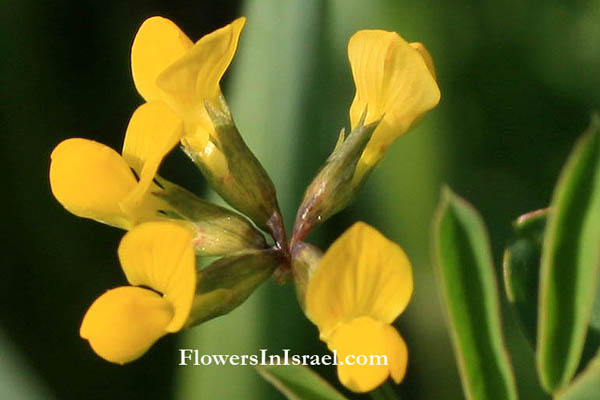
left=292, top=114, right=379, bottom=245
left=186, top=249, right=285, bottom=326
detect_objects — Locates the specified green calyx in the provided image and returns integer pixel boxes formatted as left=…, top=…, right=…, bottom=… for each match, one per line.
left=292, top=113, right=379, bottom=245
left=182, top=95, right=285, bottom=246
left=154, top=178, right=267, bottom=256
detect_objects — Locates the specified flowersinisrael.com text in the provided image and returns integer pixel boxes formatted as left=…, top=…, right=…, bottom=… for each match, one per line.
left=178, top=349, right=388, bottom=367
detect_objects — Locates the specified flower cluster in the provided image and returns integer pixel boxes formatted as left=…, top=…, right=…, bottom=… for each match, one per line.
left=49, top=15, right=439, bottom=393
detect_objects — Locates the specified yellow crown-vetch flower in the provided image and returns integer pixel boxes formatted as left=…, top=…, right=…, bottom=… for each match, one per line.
left=304, top=222, right=414, bottom=393
left=291, top=30, right=440, bottom=246
left=348, top=30, right=441, bottom=184
left=80, top=221, right=196, bottom=364
left=79, top=221, right=282, bottom=364
left=49, top=14, right=436, bottom=395
left=49, top=101, right=182, bottom=230
left=49, top=101, right=266, bottom=256
left=130, top=16, right=240, bottom=176
left=131, top=17, right=285, bottom=243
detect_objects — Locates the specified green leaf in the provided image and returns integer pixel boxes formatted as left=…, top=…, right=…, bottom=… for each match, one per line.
left=503, top=208, right=549, bottom=347
left=255, top=365, right=348, bottom=400
left=537, top=115, right=600, bottom=393
left=503, top=208, right=600, bottom=372
left=432, top=187, right=518, bottom=400
left=554, top=354, right=600, bottom=400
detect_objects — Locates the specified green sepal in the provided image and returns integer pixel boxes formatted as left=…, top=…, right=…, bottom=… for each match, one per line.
left=186, top=248, right=284, bottom=326
left=182, top=95, right=285, bottom=246
left=153, top=178, right=267, bottom=256
left=292, top=113, right=379, bottom=245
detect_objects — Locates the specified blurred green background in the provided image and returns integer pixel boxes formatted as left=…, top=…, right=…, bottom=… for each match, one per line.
left=2, top=0, right=599, bottom=398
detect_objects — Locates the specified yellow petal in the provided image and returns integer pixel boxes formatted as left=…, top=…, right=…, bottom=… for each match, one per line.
left=305, top=222, right=413, bottom=338
left=118, top=221, right=196, bottom=332
left=80, top=286, right=173, bottom=364
left=383, top=324, right=408, bottom=383
left=156, top=17, right=245, bottom=126
left=181, top=124, right=230, bottom=180
left=348, top=30, right=441, bottom=177
left=410, top=42, right=437, bottom=79
left=131, top=16, right=193, bottom=102
left=49, top=138, right=137, bottom=229
left=120, top=102, right=183, bottom=211
left=327, top=316, right=390, bottom=393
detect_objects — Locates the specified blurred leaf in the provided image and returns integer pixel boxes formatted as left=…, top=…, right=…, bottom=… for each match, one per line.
left=554, top=354, right=600, bottom=400
left=255, top=365, right=348, bottom=400
left=504, top=209, right=600, bottom=357
left=590, top=279, right=600, bottom=334
left=536, top=115, right=600, bottom=393
left=503, top=208, right=548, bottom=347
left=0, top=329, right=55, bottom=400
left=433, top=187, right=518, bottom=400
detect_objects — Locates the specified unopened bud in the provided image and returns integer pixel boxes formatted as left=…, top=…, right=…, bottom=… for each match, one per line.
left=292, top=113, right=379, bottom=246
left=186, top=249, right=285, bottom=326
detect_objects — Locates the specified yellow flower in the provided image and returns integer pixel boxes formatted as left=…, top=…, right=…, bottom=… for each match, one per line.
left=348, top=30, right=441, bottom=183
left=49, top=102, right=182, bottom=229
left=305, top=222, right=413, bottom=393
left=131, top=16, right=246, bottom=179
left=80, top=221, right=196, bottom=364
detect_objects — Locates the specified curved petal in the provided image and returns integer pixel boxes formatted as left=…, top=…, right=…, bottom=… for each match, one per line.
left=156, top=17, right=245, bottom=126
left=305, top=222, right=413, bottom=338
left=383, top=324, right=408, bottom=383
left=120, top=101, right=183, bottom=211
left=80, top=286, right=173, bottom=364
left=410, top=42, right=437, bottom=79
left=131, top=16, right=193, bottom=102
left=327, top=316, right=390, bottom=393
left=180, top=125, right=230, bottom=179
left=118, top=221, right=196, bottom=332
left=49, top=138, right=137, bottom=229
left=348, top=30, right=441, bottom=175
